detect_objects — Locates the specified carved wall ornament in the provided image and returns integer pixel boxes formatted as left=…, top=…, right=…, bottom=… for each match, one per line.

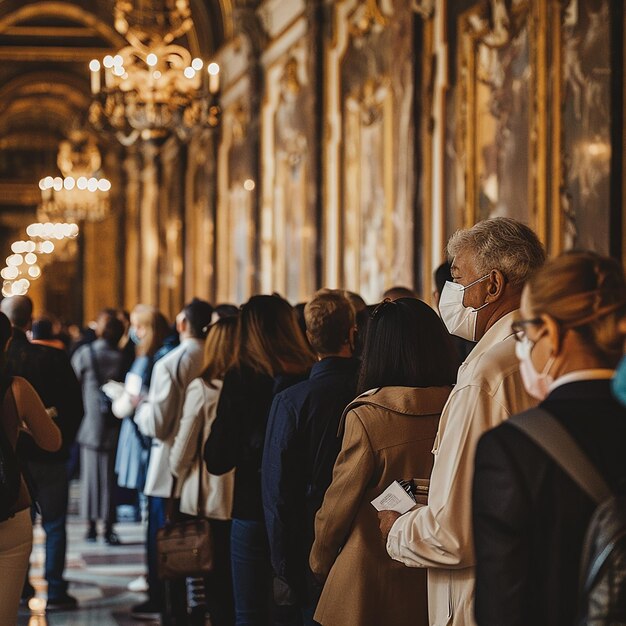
left=349, top=0, right=390, bottom=39
left=231, top=102, right=250, bottom=143
left=412, top=0, right=434, bottom=19
left=280, top=57, right=302, bottom=96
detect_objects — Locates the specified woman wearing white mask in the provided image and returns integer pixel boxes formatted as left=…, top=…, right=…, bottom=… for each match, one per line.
left=472, top=251, right=626, bottom=626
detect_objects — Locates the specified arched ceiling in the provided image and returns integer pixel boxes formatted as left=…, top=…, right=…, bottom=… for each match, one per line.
left=0, top=0, right=228, bottom=222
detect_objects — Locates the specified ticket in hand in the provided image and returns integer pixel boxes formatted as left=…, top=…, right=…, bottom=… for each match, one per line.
left=370, top=480, right=418, bottom=515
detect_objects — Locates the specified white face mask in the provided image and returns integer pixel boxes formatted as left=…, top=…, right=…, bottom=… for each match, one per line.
left=439, top=274, right=491, bottom=341
left=515, top=336, right=555, bottom=401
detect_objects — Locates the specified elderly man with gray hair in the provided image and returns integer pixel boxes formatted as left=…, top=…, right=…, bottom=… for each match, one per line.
left=378, top=217, right=546, bottom=626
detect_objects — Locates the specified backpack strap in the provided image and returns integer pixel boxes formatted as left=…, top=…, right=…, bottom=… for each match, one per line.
left=88, top=343, right=104, bottom=387
left=508, top=408, right=612, bottom=505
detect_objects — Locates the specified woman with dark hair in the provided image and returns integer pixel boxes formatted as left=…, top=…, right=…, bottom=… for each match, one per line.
left=309, top=298, right=459, bottom=626
left=0, top=312, right=61, bottom=623
left=71, top=310, right=126, bottom=544
left=205, top=294, right=315, bottom=626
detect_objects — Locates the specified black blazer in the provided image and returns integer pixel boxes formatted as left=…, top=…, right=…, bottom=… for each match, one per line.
left=204, top=364, right=307, bottom=521
left=473, top=379, right=626, bottom=626
left=6, top=328, right=83, bottom=464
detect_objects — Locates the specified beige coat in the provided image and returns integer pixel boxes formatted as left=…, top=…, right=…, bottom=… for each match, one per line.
left=310, top=385, right=451, bottom=626
left=170, top=378, right=234, bottom=519
left=386, top=312, right=535, bottom=626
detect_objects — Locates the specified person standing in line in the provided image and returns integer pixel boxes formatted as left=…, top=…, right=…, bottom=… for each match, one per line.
left=378, top=218, right=545, bottom=626
left=71, top=310, right=126, bottom=544
left=171, top=315, right=239, bottom=626
left=262, top=290, right=360, bottom=625
left=0, top=295, right=83, bottom=611
left=0, top=311, right=62, bottom=625
left=132, top=298, right=213, bottom=621
left=472, top=252, right=626, bottom=626
left=113, top=305, right=171, bottom=596
left=205, top=295, right=315, bottom=626
left=310, top=298, right=458, bottom=626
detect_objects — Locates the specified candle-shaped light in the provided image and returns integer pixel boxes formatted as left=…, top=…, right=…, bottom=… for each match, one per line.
left=89, top=59, right=101, bottom=94
left=208, top=63, right=220, bottom=94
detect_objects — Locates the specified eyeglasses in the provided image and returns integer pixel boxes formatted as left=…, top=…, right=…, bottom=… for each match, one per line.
left=511, top=318, right=543, bottom=342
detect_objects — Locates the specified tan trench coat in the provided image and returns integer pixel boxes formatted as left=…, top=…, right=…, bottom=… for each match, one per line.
left=386, top=312, right=535, bottom=626
left=310, top=385, right=451, bottom=626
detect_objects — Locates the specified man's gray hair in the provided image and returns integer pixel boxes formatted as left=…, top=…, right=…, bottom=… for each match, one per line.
left=447, top=217, right=546, bottom=287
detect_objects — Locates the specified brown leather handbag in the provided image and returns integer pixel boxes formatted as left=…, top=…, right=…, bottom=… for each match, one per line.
left=156, top=448, right=214, bottom=580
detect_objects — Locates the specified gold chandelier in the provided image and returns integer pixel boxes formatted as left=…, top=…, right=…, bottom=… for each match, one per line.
left=88, top=0, right=220, bottom=144
left=38, top=132, right=111, bottom=223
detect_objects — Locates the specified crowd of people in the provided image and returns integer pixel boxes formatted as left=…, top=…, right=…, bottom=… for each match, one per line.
left=0, top=216, right=625, bottom=626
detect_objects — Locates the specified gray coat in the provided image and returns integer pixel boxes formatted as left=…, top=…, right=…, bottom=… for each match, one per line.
left=72, top=339, right=123, bottom=450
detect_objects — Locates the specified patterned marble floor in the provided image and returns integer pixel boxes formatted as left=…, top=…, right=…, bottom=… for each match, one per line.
left=17, top=482, right=154, bottom=626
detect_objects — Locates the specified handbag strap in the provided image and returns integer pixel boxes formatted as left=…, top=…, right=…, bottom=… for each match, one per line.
left=507, top=408, right=611, bottom=504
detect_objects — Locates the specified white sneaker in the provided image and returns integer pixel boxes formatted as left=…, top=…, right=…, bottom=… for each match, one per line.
left=127, top=575, right=148, bottom=592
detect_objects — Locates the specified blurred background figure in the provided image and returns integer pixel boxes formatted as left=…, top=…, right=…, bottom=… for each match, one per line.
left=71, top=309, right=126, bottom=545
left=382, top=286, right=417, bottom=300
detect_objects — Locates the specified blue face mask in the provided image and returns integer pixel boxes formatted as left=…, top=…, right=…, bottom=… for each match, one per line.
left=128, top=327, right=141, bottom=345
left=611, top=355, right=626, bottom=407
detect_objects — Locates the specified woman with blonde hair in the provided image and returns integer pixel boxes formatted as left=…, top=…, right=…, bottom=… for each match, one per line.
left=473, top=251, right=626, bottom=626
left=205, top=295, right=315, bottom=626
left=170, top=315, right=239, bottom=626
left=114, top=304, right=171, bottom=493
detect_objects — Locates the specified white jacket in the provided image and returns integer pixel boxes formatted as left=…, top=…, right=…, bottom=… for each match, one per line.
left=386, top=311, right=535, bottom=626
left=170, top=378, right=234, bottom=519
left=134, top=338, right=204, bottom=497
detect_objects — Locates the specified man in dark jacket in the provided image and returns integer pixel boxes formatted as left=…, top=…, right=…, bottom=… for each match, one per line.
left=0, top=295, right=83, bottom=611
left=262, top=290, right=359, bottom=625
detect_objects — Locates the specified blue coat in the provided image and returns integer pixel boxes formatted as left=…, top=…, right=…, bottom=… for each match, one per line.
left=262, top=357, right=359, bottom=603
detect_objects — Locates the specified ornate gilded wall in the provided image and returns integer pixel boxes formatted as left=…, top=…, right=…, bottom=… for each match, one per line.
left=0, top=0, right=623, bottom=322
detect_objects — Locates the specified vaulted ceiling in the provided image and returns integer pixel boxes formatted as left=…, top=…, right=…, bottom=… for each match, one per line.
left=0, top=0, right=228, bottom=230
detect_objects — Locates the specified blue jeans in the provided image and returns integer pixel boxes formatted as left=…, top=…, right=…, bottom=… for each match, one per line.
left=28, top=461, right=69, bottom=600
left=147, top=495, right=167, bottom=604
left=231, top=519, right=271, bottom=626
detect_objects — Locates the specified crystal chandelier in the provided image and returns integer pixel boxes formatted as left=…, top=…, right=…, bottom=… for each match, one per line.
left=88, top=0, right=220, bottom=144
left=38, top=132, right=111, bottom=223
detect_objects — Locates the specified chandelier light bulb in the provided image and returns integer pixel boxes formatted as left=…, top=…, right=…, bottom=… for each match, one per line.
left=44, top=176, right=54, bottom=188
left=11, top=242, right=22, bottom=254
left=191, top=58, right=203, bottom=71
left=38, top=179, right=46, bottom=190
left=68, top=224, right=79, bottom=238
left=26, top=224, right=38, bottom=238
left=243, top=179, right=256, bottom=191
left=28, top=266, right=41, bottom=279
left=1, top=267, right=18, bottom=280
left=26, top=241, right=35, bottom=252
left=113, top=66, right=125, bottom=77
left=89, top=59, right=101, bottom=72
left=7, top=254, right=23, bottom=267
left=113, top=54, right=124, bottom=67
left=183, top=67, right=195, bottom=79
left=153, top=70, right=162, bottom=80
left=97, top=179, right=111, bottom=192
left=53, top=223, right=67, bottom=239
left=208, top=63, right=220, bottom=75
left=87, top=178, right=98, bottom=192
left=43, top=222, right=54, bottom=238
left=146, top=53, right=158, bottom=67
left=53, top=177, right=63, bottom=191
left=77, top=176, right=88, bottom=190
left=24, top=252, right=37, bottom=265
left=103, top=55, right=114, bottom=68
left=63, top=177, right=76, bottom=190
left=41, top=241, right=54, bottom=254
